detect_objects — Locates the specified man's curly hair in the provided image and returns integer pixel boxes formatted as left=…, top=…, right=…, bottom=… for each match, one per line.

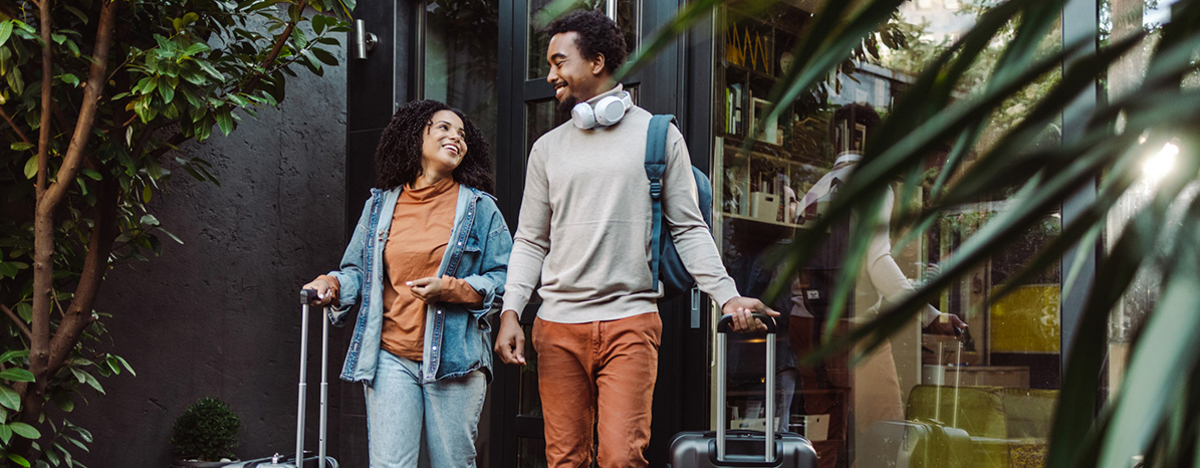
left=546, top=10, right=627, bottom=75
left=374, top=100, right=495, bottom=194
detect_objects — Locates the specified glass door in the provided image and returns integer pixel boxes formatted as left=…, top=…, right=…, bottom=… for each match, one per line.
left=707, top=2, right=1067, bottom=467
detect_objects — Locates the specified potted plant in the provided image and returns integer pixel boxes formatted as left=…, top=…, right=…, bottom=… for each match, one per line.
left=170, top=397, right=242, bottom=467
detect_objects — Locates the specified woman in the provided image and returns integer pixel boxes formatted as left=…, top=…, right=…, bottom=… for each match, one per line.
left=302, top=100, right=510, bottom=467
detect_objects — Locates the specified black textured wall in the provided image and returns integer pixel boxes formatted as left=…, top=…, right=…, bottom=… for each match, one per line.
left=71, top=44, right=348, bottom=466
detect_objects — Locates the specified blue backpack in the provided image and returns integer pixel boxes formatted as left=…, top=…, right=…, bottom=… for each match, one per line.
left=644, top=114, right=714, bottom=300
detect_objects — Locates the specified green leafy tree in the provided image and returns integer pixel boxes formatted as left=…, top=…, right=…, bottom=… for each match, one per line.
left=0, top=0, right=352, bottom=465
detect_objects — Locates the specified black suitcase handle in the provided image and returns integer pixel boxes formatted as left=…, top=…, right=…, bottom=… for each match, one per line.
left=716, top=314, right=778, bottom=334
left=716, top=313, right=778, bottom=462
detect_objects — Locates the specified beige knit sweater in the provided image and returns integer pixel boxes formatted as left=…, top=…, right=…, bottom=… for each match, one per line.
left=502, top=86, right=740, bottom=323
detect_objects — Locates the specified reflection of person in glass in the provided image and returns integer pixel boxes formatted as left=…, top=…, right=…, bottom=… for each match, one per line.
left=302, top=100, right=511, bottom=467
left=492, top=10, right=778, bottom=468
left=794, top=103, right=966, bottom=445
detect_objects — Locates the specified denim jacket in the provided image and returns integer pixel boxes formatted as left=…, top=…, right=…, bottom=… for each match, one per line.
left=327, top=184, right=511, bottom=384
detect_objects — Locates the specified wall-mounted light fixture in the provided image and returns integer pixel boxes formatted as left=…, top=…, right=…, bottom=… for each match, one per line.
left=353, top=19, right=378, bottom=60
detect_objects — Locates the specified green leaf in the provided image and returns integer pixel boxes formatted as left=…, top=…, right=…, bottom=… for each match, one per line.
left=113, top=355, right=135, bottom=377
left=0, top=21, right=12, bottom=48
left=196, top=61, right=224, bottom=82
left=142, top=185, right=152, bottom=203
left=51, top=33, right=65, bottom=44
left=293, top=27, right=308, bottom=50
left=6, top=62, right=23, bottom=95
left=0, top=424, right=10, bottom=445
left=0, top=350, right=28, bottom=364
left=215, top=109, right=234, bottom=136
left=64, top=6, right=90, bottom=24
left=312, top=14, right=328, bottom=35
left=11, top=142, right=33, bottom=151
left=10, top=422, right=41, bottom=439
left=158, top=83, right=175, bottom=104
left=7, top=453, right=29, bottom=467
left=0, top=368, right=34, bottom=383
left=0, top=384, right=20, bottom=410
left=68, top=367, right=87, bottom=384
left=81, top=373, right=104, bottom=395
left=80, top=168, right=102, bottom=180
left=52, top=392, right=74, bottom=413
left=60, top=73, right=80, bottom=87
left=311, top=47, right=338, bottom=66
left=23, top=155, right=36, bottom=178
left=64, top=435, right=88, bottom=452
left=64, top=39, right=80, bottom=57
left=184, top=41, right=209, bottom=54
left=140, top=214, right=160, bottom=227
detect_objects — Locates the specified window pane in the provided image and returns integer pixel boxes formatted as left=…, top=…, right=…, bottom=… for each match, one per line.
left=527, top=0, right=639, bottom=79
left=424, top=0, right=499, bottom=151
left=526, top=99, right=565, bottom=159
left=1099, top=0, right=1174, bottom=401
left=711, top=2, right=1064, bottom=466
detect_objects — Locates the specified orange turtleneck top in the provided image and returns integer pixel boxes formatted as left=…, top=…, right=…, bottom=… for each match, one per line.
left=320, top=177, right=482, bottom=362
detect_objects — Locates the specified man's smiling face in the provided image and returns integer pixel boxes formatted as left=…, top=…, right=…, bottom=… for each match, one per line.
left=546, top=31, right=606, bottom=113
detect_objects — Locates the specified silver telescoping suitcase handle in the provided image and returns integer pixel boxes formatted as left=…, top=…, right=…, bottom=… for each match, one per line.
left=715, top=314, right=778, bottom=463
left=299, top=289, right=331, bottom=468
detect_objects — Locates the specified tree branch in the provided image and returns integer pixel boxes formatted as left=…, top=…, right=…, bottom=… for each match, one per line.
left=0, top=304, right=32, bottom=340
left=29, top=0, right=55, bottom=403
left=39, top=1, right=119, bottom=212
left=34, top=0, right=51, bottom=199
left=147, top=132, right=189, bottom=161
left=47, top=178, right=119, bottom=376
left=0, top=107, right=31, bottom=146
left=242, top=0, right=308, bottom=93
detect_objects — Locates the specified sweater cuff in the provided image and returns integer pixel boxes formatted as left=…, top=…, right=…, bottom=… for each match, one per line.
left=442, top=275, right=484, bottom=307
left=709, top=285, right=741, bottom=312
left=501, top=290, right=531, bottom=320
left=921, top=304, right=942, bottom=327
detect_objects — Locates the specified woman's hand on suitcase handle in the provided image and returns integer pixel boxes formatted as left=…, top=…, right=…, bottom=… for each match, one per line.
left=494, top=310, right=526, bottom=365
left=301, top=278, right=335, bottom=306
left=721, top=297, right=780, bottom=333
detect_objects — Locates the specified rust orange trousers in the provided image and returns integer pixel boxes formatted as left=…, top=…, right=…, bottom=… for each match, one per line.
left=533, top=312, right=663, bottom=468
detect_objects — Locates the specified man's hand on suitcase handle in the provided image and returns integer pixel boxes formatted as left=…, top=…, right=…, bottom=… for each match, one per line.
left=494, top=309, right=526, bottom=365
left=721, top=297, right=780, bottom=333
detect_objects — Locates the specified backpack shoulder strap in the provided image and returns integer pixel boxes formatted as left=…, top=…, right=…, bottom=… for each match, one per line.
left=645, top=114, right=676, bottom=291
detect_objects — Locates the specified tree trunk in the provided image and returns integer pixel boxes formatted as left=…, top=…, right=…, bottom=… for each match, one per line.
left=19, top=0, right=120, bottom=459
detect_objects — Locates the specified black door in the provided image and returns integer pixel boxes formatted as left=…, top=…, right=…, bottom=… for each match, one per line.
left=490, top=1, right=716, bottom=467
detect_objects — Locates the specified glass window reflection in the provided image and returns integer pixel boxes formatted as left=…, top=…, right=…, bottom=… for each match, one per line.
left=712, top=2, right=1065, bottom=467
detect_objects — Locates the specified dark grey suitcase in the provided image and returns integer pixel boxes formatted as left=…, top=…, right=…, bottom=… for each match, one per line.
left=668, top=314, right=818, bottom=468
left=224, top=290, right=338, bottom=468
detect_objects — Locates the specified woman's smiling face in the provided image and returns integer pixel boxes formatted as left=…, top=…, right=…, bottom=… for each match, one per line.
left=420, top=109, right=468, bottom=177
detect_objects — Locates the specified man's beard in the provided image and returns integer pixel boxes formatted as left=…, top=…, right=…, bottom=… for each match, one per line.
left=556, top=94, right=579, bottom=114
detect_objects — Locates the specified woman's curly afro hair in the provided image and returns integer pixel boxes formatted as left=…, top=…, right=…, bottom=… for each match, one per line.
left=374, top=99, right=495, bottom=194
left=546, top=10, right=627, bottom=75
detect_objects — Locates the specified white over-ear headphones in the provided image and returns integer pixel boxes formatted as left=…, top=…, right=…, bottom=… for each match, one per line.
left=571, top=91, right=633, bottom=130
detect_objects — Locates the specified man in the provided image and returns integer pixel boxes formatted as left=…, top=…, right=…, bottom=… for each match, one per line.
left=493, top=10, right=777, bottom=468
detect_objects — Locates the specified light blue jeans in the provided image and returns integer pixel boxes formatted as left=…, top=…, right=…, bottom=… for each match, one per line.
left=365, top=351, right=487, bottom=468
